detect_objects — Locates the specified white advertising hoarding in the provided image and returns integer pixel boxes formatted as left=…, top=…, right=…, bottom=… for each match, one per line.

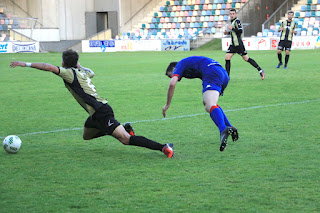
left=115, top=40, right=161, bottom=51
left=0, top=42, right=39, bottom=53
left=222, top=36, right=319, bottom=51
left=82, top=40, right=116, bottom=52
left=82, top=40, right=190, bottom=52
left=161, top=39, right=190, bottom=51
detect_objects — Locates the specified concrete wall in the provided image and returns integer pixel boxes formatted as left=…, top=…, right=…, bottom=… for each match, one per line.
left=10, top=0, right=95, bottom=40
left=8, top=0, right=156, bottom=40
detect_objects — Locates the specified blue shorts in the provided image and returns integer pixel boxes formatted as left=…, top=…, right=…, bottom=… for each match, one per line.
left=202, top=65, right=229, bottom=94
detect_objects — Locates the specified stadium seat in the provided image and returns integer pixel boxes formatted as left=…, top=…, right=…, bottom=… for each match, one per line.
left=306, top=11, right=311, bottom=17
left=307, top=5, right=311, bottom=11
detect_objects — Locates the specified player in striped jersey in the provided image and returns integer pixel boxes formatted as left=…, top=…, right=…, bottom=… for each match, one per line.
left=224, top=9, right=265, bottom=80
left=276, top=11, right=297, bottom=69
left=10, top=49, right=174, bottom=158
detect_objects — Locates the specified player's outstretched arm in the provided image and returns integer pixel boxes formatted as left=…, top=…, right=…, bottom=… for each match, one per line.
left=10, top=61, right=59, bottom=74
left=163, top=76, right=178, bottom=118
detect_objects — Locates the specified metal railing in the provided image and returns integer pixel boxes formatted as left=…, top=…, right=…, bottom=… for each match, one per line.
left=262, top=0, right=298, bottom=32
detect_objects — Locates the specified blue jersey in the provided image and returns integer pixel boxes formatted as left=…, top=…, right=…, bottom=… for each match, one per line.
left=172, top=56, right=229, bottom=94
left=172, top=56, right=223, bottom=80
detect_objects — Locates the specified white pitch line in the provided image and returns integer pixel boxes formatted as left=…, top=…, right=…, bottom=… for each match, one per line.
left=1, top=99, right=319, bottom=139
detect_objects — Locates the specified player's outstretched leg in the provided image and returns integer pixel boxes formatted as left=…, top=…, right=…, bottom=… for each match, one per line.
left=112, top=126, right=174, bottom=158
left=129, top=136, right=174, bottom=158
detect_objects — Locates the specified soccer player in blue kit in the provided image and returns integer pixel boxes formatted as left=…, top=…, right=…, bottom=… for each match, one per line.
left=163, top=56, right=239, bottom=151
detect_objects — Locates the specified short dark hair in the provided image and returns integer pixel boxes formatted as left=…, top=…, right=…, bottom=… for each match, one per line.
left=166, top=62, right=178, bottom=75
left=62, top=49, right=79, bottom=68
left=230, top=9, right=236, bottom=13
left=288, top=11, right=294, bottom=15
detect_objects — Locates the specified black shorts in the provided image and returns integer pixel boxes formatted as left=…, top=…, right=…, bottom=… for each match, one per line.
left=278, top=40, right=292, bottom=51
left=227, top=44, right=247, bottom=56
left=84, top=104, right=121, bottom=135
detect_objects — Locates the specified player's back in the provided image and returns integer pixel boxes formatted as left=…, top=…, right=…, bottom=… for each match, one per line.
left=174, top=56, right=222, bottom=80
left=58, top=67, right=107, bottom=115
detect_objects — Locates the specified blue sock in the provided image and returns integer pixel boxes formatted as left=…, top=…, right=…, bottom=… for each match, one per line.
left=219, top=105, right=232, bottom=126
left=210, top=106, right=227, bottom=133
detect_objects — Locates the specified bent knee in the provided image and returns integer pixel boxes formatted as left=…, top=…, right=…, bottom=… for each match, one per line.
left=206, top=104, right=218, bottom=113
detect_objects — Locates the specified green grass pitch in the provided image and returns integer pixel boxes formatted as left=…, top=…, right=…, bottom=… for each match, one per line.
left=0, top=49, right=320, bottom=212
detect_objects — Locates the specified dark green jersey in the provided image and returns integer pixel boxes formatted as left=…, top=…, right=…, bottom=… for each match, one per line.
left=280, top=20, right=297, bottom=41
left=57, top=67, right=107, bottom=115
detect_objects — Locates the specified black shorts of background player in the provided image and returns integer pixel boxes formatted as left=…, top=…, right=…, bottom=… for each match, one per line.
left=277, top=11, right=297, bottom=69
left=10, top=49, right=174, bottom=158
left=224, top=9, right=265, bottom=80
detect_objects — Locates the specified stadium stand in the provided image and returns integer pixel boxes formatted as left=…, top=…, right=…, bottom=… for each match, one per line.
left=117, top=0, right=247, bottom=40
left=258, top=0, right=320, bottom=37
left=0, top=7, right=21, bottom=41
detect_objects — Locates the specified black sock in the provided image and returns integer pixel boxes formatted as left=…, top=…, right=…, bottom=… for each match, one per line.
left=285, top=55, right=290, bottom=66
left=278, top=53, right=282, bottom=63
left=247, top=58, right=261, bottom=71
left=129, top=136, right=164, bottom=151
left=225, top=60, right=231, bottom=76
